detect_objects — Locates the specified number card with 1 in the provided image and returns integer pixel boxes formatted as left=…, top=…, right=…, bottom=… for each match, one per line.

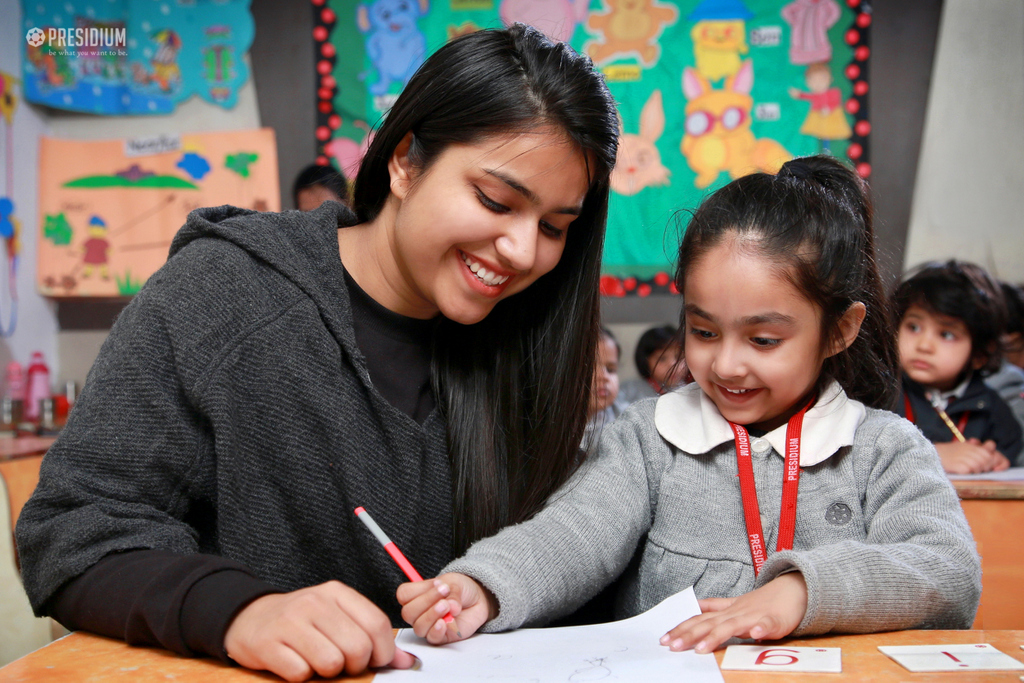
left=878, top=644, right=1024, bottom=672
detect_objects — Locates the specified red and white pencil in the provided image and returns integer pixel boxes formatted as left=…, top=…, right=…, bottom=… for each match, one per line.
left=354, top=506, right=461, bottom=637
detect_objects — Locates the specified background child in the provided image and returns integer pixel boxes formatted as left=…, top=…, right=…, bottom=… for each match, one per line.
left=582, top=327, right=623, bottom=454
left=618, top=324, right=688, bottom=405
left=985, top=281, right=1024, bottom=432
left=292, top=163, right=349, bottom=210
left=894, top=261, right=1023, bottom=472
left=398, top=156, right=980, bottom=653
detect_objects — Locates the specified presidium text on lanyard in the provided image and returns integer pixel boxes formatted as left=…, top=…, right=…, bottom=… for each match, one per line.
left=728, top=400, right=813, bottom=576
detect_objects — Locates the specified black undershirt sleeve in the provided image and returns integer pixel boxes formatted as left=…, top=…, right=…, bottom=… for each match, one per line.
left=49, top=549, right=281, bottom=662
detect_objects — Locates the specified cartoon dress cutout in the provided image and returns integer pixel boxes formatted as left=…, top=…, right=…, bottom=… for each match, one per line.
left=781, top=0, right=841, bottom=65
left=789, top=62, right=851, bottom=152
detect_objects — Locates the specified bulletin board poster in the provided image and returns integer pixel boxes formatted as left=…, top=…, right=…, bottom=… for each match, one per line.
left=313, top=0, right=871, bottom=296
left=20, top=0, right=254, bottom=115
left=37, top=128, right=279, bottom=297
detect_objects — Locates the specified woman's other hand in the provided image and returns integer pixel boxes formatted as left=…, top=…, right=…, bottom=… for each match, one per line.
left=224, top=581, right=415, bottom=681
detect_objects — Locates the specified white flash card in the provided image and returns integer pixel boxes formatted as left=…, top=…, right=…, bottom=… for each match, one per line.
left=720, top=645, right=842, bottom=672
left=878, top=644, right=1024, bottom=672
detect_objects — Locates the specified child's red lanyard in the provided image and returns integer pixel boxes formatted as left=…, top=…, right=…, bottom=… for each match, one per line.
left=903, top=396, right=969, bottom=436
left=728, top=403, right=810, bottom=576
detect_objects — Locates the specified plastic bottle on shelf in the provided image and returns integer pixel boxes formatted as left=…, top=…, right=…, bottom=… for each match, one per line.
left=25, top=351, right=51, bottom=421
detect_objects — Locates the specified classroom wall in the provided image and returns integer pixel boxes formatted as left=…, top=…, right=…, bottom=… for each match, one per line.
left=904, top=0, right=1024, bottom=281
left=0, top=0, right=60, bottom=385
left=45, top=63, right=263, bottom=389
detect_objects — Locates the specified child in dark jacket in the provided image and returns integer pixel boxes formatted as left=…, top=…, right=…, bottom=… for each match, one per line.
left=894, top=260, right=1023, bottom=472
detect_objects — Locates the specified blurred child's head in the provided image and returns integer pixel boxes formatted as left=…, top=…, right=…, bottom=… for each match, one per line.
left=634, top=325, right=686, bottom=392
left=589, top=327, right=620, bottom=417
left=894, top=261, right=1007, bottom=389
left=293, top=164, right=349, bottom=210
left=1001, top=281, right=1024, bottom=370
left=676, top=155, right=897, bottom=429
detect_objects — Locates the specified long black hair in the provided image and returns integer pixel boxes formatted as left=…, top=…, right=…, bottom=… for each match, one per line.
left=675, top=155, right=899, bottom=410
left=353, top=25, right=618, bottom=553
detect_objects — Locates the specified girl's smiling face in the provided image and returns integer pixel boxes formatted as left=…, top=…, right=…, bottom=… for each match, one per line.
left=384, top=128, right=590, bottom=324
left=683, top=234, right=838, bottom=431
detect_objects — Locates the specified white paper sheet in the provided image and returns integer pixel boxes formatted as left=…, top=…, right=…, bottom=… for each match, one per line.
left=376, top=587, right=724, bottom=682
left=948, top=467, right=1024, bottom=481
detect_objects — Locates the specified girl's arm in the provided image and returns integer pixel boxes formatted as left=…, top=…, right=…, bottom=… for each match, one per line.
left=427, top=402, right=663, bottom=633
left=756, top=412, right=981, bottom=635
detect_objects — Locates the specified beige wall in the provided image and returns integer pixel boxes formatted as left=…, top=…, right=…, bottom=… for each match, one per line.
left=905, top=0, right=1024, bottom=280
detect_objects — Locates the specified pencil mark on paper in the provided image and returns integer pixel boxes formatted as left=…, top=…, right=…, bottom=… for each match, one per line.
left=569, top=657, right=611, bottom=681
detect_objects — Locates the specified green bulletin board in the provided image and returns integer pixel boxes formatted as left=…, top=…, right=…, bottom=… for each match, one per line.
left=312, top=0, right=871, bottom=296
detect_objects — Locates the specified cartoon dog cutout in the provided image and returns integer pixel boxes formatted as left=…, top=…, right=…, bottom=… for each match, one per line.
left=357, top=0, right=429, bottom=97
left=681, top=60, right=791, bottom=188
left=610, top=90, right=670, bottom=196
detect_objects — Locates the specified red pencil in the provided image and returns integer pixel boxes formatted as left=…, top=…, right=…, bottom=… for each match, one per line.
left=354, top=506, right=461, bottom=637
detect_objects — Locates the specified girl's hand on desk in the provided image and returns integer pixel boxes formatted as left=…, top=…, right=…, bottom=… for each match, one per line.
left=659, top=572, right=808, bottom=655
left=398, top=573, right=496, bottom=644
left=223, top=581, right=416, bottom=682
left=936, top=439, right=1007, bottom=474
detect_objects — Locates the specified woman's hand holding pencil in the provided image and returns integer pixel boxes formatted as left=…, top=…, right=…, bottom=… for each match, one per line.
left=397, top=572, right=498, bottom=644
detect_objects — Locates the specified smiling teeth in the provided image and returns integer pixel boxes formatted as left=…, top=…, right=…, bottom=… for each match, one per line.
left=461, top=253, right=510, bottom=287
left=725, top=388, right=754, bottom=394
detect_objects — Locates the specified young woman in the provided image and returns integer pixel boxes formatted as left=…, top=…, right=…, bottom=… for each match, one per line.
left=16, top=25, right=618, bottom=681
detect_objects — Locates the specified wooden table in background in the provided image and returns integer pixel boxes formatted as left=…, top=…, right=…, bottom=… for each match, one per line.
left=0, top=436, right=55, bottom=536
left=1, top=630, right=1022, bottom=682
left=952, top=478, right=1024, bottom=630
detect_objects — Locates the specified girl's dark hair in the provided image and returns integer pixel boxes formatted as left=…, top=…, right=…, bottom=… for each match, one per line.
left=1001, top=281, right=1024, bottom=337
left=675, top=155, right=899, bottom=409
left=353, top=25, right=618, bottom=553
left=292, top=163, right=348, bottom=207
left=599, top=326, right=621, bottom=360
left=894, top=260, right=1007, bottom=375
left=634, top=325, right=677, bottom=378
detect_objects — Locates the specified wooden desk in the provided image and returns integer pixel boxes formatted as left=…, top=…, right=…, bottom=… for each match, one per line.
left=952, top=478, right=1024, bottom=630
left=1, top=630, right=1022, bottom=681
left=0, top=436, right=55, bottom=461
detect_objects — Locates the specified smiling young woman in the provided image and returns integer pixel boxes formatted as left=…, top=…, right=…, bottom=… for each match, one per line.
left=16, top=24, right=618, bottom=682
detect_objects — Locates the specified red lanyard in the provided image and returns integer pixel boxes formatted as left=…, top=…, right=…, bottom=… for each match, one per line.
left=903, top=395, right=969, bottom=436
left=729, top=403, right=810, bottom=576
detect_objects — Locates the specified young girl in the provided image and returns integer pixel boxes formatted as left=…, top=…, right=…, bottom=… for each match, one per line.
left=582, top=327, right=623, bottom=454
left=894, top=261, right=1023, bottom=472
left=16, top=25, right=618, bottom=681
left=618, top=324, right=688, bottom=405
left=398, top=156, right=981, bottom=654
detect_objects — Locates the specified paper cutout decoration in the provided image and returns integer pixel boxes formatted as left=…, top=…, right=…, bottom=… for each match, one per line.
left=38, top=128, right=279, bottom=298
left=0, top=70, right=21, bottom=336
left=314, top=0, right=870, bottom=295
left=20, top=0, right=254, bottom=115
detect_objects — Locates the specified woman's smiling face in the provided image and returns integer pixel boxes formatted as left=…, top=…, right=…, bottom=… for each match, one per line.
left=386, top=128, right=591, bottom=325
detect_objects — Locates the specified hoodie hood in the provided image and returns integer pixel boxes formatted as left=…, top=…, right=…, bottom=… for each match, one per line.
left=171, top=200, right=358, bottom=325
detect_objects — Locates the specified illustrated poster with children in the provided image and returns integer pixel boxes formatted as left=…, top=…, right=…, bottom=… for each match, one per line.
left=36, top=128, right=279, bottom=297
left=315, top=0, right=870, bottom=295
left=19, top=0, right=253, bottom=114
